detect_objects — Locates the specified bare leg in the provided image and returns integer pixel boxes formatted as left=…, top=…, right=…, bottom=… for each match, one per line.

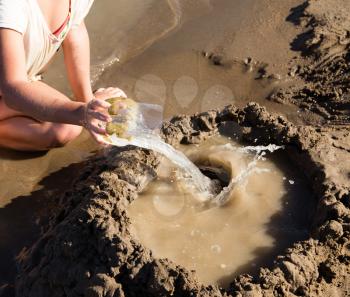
left=0, top=96, right=23, bottom=120
left=0, top=99, right=82, bottom=151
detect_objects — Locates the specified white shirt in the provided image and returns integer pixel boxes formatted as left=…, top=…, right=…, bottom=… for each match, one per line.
left=0, top=0, right=94, bottom=81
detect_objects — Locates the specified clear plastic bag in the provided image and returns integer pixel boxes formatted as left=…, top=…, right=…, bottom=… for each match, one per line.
left=103, top=97, right=215, bottom=200
left=103, top=97, right=164, bottom=147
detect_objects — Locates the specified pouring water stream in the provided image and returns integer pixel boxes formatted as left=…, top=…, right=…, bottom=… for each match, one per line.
left=104, top=98, right=283, bottom=205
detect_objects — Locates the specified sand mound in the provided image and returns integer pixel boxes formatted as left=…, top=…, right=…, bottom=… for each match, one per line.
left=15, top=102, right=350, bottom=297
left=11, top=1, right=350, bottom=296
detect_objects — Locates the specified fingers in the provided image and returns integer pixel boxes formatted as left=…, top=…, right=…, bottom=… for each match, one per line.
left=87, top=121, right=107, bottom=135
left=83, top=99, right=111, bottom=137
left=94, top=87, right=127, bottom=100
left=84, top=118, right=111, bottom=146
left=107, top=87, right=127, bottom=98
left=87, top=99, right=112, bottom=123
left=89, top=99, right=111, bottom=109
left=87, top=109, right=111, bottom=122
left=85, top=86, right=127, bottom=145
left=90, top=128, right=113, bottom=146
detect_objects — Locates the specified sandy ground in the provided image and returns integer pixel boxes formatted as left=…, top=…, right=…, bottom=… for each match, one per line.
left=1, top=0, right=350, bottom=296
left=1, top=1, right=306, bottom=291
left=13, top=103, right=350, bottom=297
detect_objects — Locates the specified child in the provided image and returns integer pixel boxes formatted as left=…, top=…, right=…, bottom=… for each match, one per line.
left=0, top=0, right=125, bottom=151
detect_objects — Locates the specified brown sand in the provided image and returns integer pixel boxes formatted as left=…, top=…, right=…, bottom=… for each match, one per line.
left=14, top=103, right=350, bottom=297
left=1, top=0, right=350, bottom=296
left=1, top=0, right=306, bottom=290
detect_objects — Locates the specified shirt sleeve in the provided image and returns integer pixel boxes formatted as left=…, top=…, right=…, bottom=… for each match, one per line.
left=71, top=0, right=94, bottom=28
left=0, top=0, right=28, bottom=34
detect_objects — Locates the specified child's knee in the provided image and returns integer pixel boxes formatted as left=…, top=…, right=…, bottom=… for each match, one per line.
left=47, top=124, right=82, bottom=148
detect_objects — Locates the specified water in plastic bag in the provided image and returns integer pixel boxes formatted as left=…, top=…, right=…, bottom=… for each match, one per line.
left=103, top=97, right=163, bottom=146
left=103, top=97, right=215, bottom=200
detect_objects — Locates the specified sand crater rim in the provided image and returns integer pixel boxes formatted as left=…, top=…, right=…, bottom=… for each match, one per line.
left=128, top=132, right=316, bottom=287
left=16, top=104, right=335, bottom=297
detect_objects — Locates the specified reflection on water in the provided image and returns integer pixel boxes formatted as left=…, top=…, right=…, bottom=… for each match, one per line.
left=128, top=136, right=314, bottom=287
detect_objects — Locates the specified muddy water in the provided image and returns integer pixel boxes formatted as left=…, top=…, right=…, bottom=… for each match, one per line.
left=1, top=0, right=307, bottom=289
left=128, top=136, right=314, bottom=287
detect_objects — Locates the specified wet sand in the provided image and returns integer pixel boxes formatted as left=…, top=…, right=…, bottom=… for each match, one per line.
left=1, top=0, right=306, bottom=205
left=0, top=2, right=307, bottom=287
left=44, top=0, right=308, bottom=120
left=1, top=0, right=350, bottom=295
left=0, top=132, right=96, bottom=291
left=14, top=102, right=350, bottom=297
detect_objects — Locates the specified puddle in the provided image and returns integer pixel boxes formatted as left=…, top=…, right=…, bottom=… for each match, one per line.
left=128, top=135, right=314, bottom=288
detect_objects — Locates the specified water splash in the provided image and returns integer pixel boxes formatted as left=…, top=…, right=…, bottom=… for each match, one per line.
left=109, top=130, right=284, bottom=205
left=219, top=143, right=284, bottom=155
left=212, top=144, right=284, bottom=206
left=105, top=98, right=283, bottom=204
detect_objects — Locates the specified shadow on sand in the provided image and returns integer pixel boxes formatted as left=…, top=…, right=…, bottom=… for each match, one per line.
left=0, top=160, right=84, bottom=296
left=286, top=2, right=315, bottom=56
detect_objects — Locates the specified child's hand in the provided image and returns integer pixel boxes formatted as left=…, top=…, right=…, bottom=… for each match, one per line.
left=81, top=99, right=112, bottom=144
left=81, top=87, right=127, bottom=144
left=94, top=87, right=127, bottom=101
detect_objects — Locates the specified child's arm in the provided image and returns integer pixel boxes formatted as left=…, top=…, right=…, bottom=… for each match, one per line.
left=0, top=28, right=110, bottom=142
left=62, top=21, right=127, bottom=102
left=0, top=28, right=86, bottom=124
left=63, top=21, right=94, bottom=102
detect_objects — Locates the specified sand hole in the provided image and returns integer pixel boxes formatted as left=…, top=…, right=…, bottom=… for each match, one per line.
left=128, top=135, right=315, bottom=288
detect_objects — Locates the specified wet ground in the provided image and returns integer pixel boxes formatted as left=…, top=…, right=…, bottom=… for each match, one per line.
left=0, top=1, right=307, bottom=288
left=13, top=102, right=350, bottom=297
left=1, top=0, right=350, bottom=296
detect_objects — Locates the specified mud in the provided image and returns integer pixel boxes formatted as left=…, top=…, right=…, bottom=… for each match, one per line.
left=7, top=0, right=350, bottom=296
left=13, top=99, right=350, bottom=296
